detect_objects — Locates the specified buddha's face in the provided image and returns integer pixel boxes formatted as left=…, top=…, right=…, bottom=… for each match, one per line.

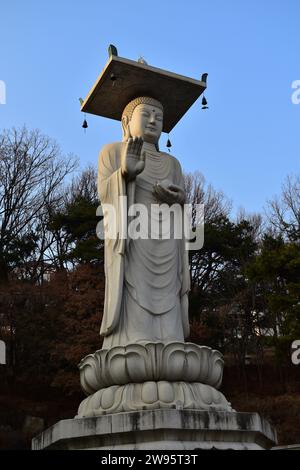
left=127, top=103, right=163, bottom=144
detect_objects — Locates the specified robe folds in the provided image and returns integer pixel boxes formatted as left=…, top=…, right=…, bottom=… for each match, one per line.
left=98, top=142, right=190, bottom=348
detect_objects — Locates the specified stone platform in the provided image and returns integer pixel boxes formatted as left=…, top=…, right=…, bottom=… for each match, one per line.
left=32, top=409, right=277, bottom=450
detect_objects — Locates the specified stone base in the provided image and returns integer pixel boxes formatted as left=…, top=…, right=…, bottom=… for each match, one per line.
left=32, top=409, right=277, bottom=450
left=77, top=381, right=233, bottom=417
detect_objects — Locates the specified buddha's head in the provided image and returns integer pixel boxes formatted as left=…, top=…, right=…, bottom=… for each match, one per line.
left=121, top=96, right=163, bottom=145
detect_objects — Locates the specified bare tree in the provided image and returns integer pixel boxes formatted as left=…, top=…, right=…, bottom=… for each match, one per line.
left=184, top=171, right=231, bottom=223
left=0, top=127, right=77, bottom=282
left=67, top=165, right=98, bottom=204
left=267, top=174, right=300, bottom=241
left=236, top=207, right=264, bottom=244
left=183, top=171, right=232, bottom=292
left=45, top=166, right=99, bottom=271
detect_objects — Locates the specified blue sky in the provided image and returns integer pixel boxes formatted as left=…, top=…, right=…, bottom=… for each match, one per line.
left=0, top=0, right=299, bottom=215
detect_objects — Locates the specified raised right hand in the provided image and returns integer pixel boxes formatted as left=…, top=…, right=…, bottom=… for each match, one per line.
left=121, top=137, right=145, bottom=181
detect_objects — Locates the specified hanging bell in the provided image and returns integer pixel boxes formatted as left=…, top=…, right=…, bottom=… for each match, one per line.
left=82, top=119, right=88, bottom=129
left=110, top=73, right=117, bottom=85
left=202, top=95, right=208, bottom=110
left=166, top=138, right=172, bottom=149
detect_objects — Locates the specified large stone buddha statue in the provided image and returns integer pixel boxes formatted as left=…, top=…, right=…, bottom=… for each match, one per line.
left=98, top=96, right=190, bottom=348
left=76, top=52, right=232, bottom=419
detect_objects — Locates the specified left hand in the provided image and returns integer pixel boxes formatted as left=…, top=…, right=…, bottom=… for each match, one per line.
left=153, top=180, right=185, bottom=205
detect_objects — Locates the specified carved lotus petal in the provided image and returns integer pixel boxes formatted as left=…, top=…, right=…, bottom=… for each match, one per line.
left=78, top=342, right=224, bottom=396
left=76, top=381, right=233, bottom=418
left=78, top=353, right=101, bottom=396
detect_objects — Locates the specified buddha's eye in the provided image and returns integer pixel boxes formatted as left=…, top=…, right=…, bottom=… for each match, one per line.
left=156, top=115, right=163, bottom=122
left=140, top=111, right=150, bottom=117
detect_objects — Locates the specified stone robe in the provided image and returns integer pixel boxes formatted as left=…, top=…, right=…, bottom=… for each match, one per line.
left=98, top=142, right=190, bottom=348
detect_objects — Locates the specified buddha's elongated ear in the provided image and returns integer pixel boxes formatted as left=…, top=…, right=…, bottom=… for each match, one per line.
left=121, top=115, right=130, bottom=141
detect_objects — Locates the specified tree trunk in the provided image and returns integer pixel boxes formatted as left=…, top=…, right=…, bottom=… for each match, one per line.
left=0, top=256, right=8, bottom=283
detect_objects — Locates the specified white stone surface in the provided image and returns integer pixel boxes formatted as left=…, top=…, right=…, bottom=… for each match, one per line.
left=32, top=409, right=277, bottom=450
left=76, top=381, right=232, bottom=417
left=98, top=98, right=190, bottom=348
left=79, top=342, right=224, bottom=394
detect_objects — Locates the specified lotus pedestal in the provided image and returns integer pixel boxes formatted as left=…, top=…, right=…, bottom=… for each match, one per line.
left=32, top=342, right=277, bottom=450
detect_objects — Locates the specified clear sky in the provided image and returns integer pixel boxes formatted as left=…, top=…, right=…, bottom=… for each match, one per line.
left=0, top=0, right=299, bottom=215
